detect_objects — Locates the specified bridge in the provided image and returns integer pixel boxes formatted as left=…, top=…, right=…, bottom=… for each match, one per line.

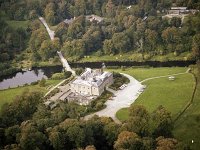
left=39, top=17, right=75, bottom=76
left=57, top=51, right=76, bottom=76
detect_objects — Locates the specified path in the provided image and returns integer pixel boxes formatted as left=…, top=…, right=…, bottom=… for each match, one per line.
left=140, top=69, right=189, bottom=83
left=57, top=51, right=76, bottom=75
left=39, top=17, right=55, bottom=40
left=84, top=73, right=144, bottom=123
left=44, top=79, right=67, bottom=97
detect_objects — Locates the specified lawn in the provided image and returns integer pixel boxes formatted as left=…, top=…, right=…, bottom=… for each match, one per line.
left=79, top=52, right=192, bottom=62
left=107, top=67, right=187, bottom=81
left=0, top=79, right=62, bottom=110
left=6, top=20, right=29, bottom=29
left=173, top=73, right=200, bottom=149
left=116, top=73, right=195, bottom=121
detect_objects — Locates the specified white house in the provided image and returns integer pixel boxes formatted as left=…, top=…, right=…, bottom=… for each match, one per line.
left=70, top=68, right=113, bottom=96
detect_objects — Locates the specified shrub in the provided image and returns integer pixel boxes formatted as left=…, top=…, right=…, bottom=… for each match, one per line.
left=39, top=78, right=46, bottom=87
left=64, top=71, right=72, bottom=79
left=51, top=73, right=65, bottom=80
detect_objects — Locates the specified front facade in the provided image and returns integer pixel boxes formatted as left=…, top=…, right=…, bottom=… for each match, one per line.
left=70, top=68, right=113, bottom=96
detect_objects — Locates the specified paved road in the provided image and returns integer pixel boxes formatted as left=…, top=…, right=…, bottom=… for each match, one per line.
left=39, top=17, right=55, bottom=40
left=84, top=73, right=144, bottom=122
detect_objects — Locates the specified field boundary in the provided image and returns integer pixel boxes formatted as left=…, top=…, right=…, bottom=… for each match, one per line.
left=174, top=72, right=198, bottom=123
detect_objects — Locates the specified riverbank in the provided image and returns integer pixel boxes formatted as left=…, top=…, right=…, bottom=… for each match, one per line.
left=0, top=79, right=62, bottom=110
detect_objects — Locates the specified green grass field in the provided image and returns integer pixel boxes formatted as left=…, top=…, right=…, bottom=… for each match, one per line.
left=116, top=73, right=194, bottom=121
left=79, top=52, right=191, bottom=62
left=0, top=79, right=61, bottom=110
left=173, top=76, right=200, bottom=149
left=6, top=20, right=29, bottom=29
left=108, top=67, right=187, bottom=81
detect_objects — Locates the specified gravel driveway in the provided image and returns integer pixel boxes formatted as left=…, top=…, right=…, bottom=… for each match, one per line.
left=84, top=73, right=144, bottom=122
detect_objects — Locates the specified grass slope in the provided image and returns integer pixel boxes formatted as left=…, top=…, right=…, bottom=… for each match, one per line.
left=107, top=67, right=187, bottom=81
left=173, top=74, right=200, bottom=149
left=0, top=79, right=61, bottom=110
left=79, top=52, right=192, bottom=62
left=116, top=73, right=194, bottom=121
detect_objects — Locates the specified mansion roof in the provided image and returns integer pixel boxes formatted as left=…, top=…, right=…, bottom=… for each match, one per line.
left=72, top=68, right=112, bottom=87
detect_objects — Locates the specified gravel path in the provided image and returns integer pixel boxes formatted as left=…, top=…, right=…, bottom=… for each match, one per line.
left=39, top=17, right=55, bottom=40
left=84, top=73, right=144, bottom=122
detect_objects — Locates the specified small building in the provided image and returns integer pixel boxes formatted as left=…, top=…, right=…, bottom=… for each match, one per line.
left=86, top=15, right=104, bottom=23
left=70, top=68, right=113, bottom=96
left=168, top=7, right=199, bottom=15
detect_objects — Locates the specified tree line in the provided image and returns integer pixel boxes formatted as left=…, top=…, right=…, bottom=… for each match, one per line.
left=1, top=0, right=200, bottom=64
left=0, top=89, right=185, bottom=150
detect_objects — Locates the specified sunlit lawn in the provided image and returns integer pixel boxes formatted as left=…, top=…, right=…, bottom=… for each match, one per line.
left=107, top=67, right=187, bottom=81
left=114, top=68, right=194, bottom=122
left=79, top=52, right=191, bottom=62
left=0, top=79, right=61, bottom=110
left=6, top=20, right=29, bottom=29
left=173, top=76, right=200, bottom=150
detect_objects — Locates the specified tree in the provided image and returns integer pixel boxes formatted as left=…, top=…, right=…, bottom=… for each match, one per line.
left=125, top=105, right=150, bottom=137
left=49, top=131, right=65, bottom=150
left=192, top=34, right=200, bottom=59
left=64, top=71, right=72, bottom=78
left=156, top=136, right=178, bottom=150
left=103, top=39, right=115, bottom=55
left=112, top=32, right=131, bottom=53
left=19, top=123, right=47, bottom=150
left=39, top=78, right=46, bottom=87
left=152, top=106, right=173, bottom=138
left=62, top=39, right=86, bottom=57
left=55, top=22, right=68, bottom=42
left=170, top=17, right=182, bottom=28
left=114, top=131, right=143, bottom=150
left=44, top=3, right=58, bottom=25
left=145, top=29, right=158, bottom=52
left=106, top=0, right=115, bottom=18
left=0, top=91, right=43, bottom=127
left=5, top=125, right=20, bottom=145
left=162, top=27, right=180, bottom=52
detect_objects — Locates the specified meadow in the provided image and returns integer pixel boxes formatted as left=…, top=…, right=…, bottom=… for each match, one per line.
left=0, top=79, right=61, bottom=110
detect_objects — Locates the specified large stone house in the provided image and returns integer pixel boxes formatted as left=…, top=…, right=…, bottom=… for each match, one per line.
left=168, top=7, right=199, bottom=15
left=70, top=68, right=113, bottom=96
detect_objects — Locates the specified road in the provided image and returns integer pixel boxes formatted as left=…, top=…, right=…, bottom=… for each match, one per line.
left=39, top=17, right=55, bottom=40
left=84, top=73, right=144, bottom=123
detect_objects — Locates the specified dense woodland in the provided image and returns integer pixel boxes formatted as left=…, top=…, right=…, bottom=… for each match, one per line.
left=0, top=89, right=182, bottom=150
left=0, top=0, right=200, bottom=66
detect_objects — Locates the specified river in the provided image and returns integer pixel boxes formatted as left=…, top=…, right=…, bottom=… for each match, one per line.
left=0, top=60, right=196, bottom=90
left=0, top=66, right=62, bottom=90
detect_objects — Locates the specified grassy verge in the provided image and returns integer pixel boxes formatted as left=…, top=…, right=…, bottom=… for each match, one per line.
left=0, top=79, right=62, bottom=110
left=173, top=70, right=200, bottom=149
left=79, top=52, right=192, bottom=62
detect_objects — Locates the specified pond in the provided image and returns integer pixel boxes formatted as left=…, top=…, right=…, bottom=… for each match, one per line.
left=0, top=66, right=63, bottom=90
